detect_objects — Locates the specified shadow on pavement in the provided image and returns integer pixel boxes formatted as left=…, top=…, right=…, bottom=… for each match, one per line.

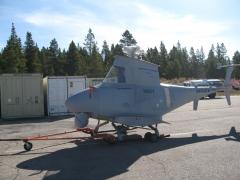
left=0, top=115, right=73, bottom=125
left=17, top=127, right=239, bottom=180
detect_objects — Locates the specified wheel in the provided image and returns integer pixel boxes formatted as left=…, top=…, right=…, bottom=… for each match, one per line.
left=150, top=134, right=158, bottom=142
left=208, top=93, right=216, bottom=99
left=24, top=142, right=33, bottom=151
left=103, top=136, right=116, bottom=145
left=144, top=132, right=152, bottom=141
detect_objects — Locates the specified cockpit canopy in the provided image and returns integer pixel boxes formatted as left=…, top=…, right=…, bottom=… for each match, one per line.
left=103, top=55, right=160, bottom=86
left=103, top=66, right=126, bottom=84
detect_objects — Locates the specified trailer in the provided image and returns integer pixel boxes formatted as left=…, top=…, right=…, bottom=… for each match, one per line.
left=0, top=74, right=44, bottom=119
left=43, top=76, right=87, bottom=116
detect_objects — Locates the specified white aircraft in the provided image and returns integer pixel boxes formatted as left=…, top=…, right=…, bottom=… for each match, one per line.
left=65, top=46, right=239, bottom=143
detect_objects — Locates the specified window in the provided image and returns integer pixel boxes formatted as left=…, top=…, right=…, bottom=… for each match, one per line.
left=103, top=66, right=126, bottom=84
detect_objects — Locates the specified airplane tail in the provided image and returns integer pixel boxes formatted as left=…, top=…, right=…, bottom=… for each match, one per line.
left=223, top=65, right=233, bottom=105
left=220, top=64, right=240, bottom=105
left=192, top=64, right=240, bottom=110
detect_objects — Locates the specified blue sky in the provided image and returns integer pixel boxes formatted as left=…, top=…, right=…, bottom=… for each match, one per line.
left=0, top=0, right=239, bottom=57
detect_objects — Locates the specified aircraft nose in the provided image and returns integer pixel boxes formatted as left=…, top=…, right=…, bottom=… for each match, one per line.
left=65, top=89, right=98, bottom=113
left=65, top=90, right=90, bottom=113
left=65, top=95, right=77, bottom=112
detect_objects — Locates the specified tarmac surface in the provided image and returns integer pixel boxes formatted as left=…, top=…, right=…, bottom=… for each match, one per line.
left=0, top=96, right=240, bottom=180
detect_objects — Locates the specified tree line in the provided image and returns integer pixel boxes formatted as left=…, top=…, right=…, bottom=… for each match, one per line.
left=0, top=23, right=239, bottom=79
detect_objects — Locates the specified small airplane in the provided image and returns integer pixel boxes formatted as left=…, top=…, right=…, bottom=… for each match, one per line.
left=65, top=46, right=239, bottom=143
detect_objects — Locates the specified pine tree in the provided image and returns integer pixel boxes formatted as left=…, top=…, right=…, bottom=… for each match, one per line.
left=205, top=45, right=218, bottom=78
left=101, top=40, right=111, bottom=73
left=175, top=42, right=189, bottom=77
left=24, top=32, right=41, bottom=73
left=119, top=30, right=137, bottom=46
left=189, top=47, right=199, bottom=78
left=84, top=28, right=96, bottom=55
left=166, top=46, right=181, bottom=79
left=88, top=44, right=104, bottom=77
left=216, top=43, right=228, bottom=78
left=146, top=47, right=159, bottom=65
left=46, top=38, right=60, bottom=75
left=159, top=41, right=168, bottom=77
left=39, top=47, right=48, bottom=76
left=195, top=47, right=205, bottom=78
left=66, top=41, right=86, bottom=76
left=58, top=49, right=67, bottom=75
left=1, top=23, right=26, bottom=73
left=181, top=47, right=190, bottom=77
left=112, top=44, right=124, bottom=56
left=232, top=51, right=240, bottom=79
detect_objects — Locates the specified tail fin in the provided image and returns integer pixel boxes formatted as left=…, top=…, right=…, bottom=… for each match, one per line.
left=224, top=65, right=233, bottom=105
left=219, top=64, right=240, bottom=105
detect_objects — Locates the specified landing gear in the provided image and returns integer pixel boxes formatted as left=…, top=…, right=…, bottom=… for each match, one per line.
left=144, top=132, right=158, bottom=142
left=144, top=124, right=161, bottom=142
left=112, top=123, right=128, bottom=141
left=24, top=142, right=33, bottom=151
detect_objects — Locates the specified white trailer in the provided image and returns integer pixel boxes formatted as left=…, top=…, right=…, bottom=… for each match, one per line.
left=43, top=76, right=86, bottom=116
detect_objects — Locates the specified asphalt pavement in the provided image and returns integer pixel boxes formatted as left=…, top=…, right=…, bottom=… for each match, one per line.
left=0, top=96, right=240, bottom=180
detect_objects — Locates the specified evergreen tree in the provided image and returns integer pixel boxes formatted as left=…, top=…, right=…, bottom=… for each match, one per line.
left=24, top=32, right=41, bottom=73
left=101, top=40, right=111, bottom=73
left=112, top=44, right=124, bottom=56
left=84, top=28, right=96, bottom=55
left=58, top=49, right=67, bottom=75
left=175, top=42, right=189, bottom=77
left=166, top=46, right=181, bottom=79
left=101, top=40, right=110, bottom=61
left=159, top=41, right=168, bottom=77
left=119, top=30, right=137, bottom=46
left=216, top=43, right=228, bottom=78
left=146, top=47, right=159, bottom=65
left=88, top=44, right=104, bottom=77
left=39, top=47, right=48, bottom=76
left=181, top=47, right=190, bottom=77
left=1, top=23, right=26, bottom=73
left=66, top=41, right=86, bottom=75
left=46, top=38, right=61, bottom=75
left=195, top=48, right=205, bottom=78
left=189, top=47, right=199, bottom=78
left=205, top=45, right=218, bottom=78
left=232, top=51, right=240, bottom=79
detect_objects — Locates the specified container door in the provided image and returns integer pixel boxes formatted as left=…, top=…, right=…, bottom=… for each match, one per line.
left=48, top=78, right=68, bottom=115
left=1, top=77, right=23, bottom=118
left=67, top=78, right=86, bottom=98
left=22, top=76, right=44, bottom=117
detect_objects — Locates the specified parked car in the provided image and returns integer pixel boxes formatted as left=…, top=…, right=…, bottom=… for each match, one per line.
left=231, top=79, right=240, bottom=90
left=183, top=79, right=224, bottom=99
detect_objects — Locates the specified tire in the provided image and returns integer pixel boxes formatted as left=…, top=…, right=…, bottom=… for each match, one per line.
left=208, top=93, right=216, bottom=99
left=150, top=134, right=158, bottom=143
left=24, top=142, right=33, bottom=151
left=144, top=132, right=152, bottom=141
left=103, top=136, right=116, bottom=145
